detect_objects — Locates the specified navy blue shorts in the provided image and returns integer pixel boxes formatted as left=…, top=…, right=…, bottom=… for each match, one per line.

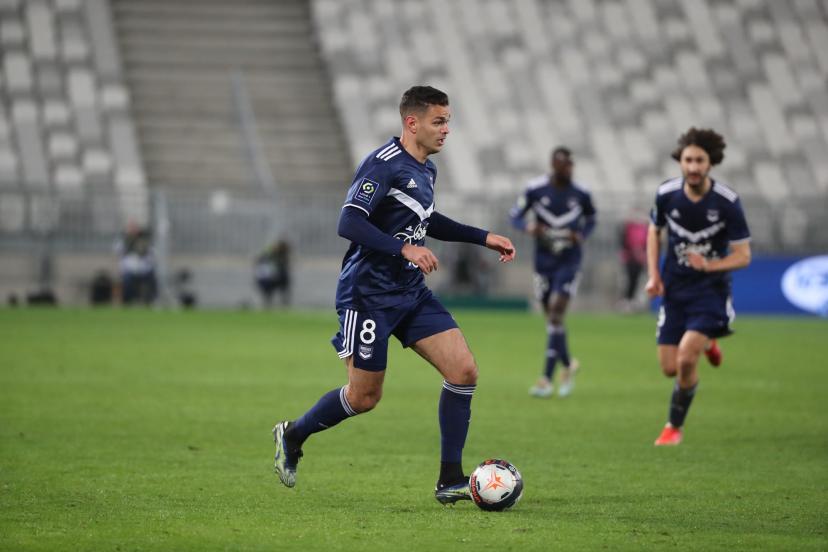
left=656, top=292, right=735, bottom=345
left=534, top=265, right=580, bottom=304
left=331, top=293, right=458, bottom=371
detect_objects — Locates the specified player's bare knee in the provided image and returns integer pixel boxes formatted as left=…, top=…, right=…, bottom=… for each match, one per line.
left=661, top=363, right=678, bottom=378
left=676, top=356, right=698, bottom=384
left=349, top=388, right=382, bottom=413
left=677, top=352, right=699, bottom=373
left=449, top=355, right=478, bottom=385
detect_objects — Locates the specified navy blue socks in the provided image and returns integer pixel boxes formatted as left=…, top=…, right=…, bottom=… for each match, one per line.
left=439, top=381, right=475, bottom=467
left=290, top=386, right=356, bottom=445
left=544, top=323, right=571, bottom=379
left=668, top=382, right=697, bottom=428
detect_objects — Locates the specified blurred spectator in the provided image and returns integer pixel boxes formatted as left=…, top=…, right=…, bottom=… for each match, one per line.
left=254, top=240, right=292, bottom=307
left=89, top=270, right=114, bottom=306
left=115, top=220, right=158, bottom=306
left=173, top=268, right=198, bottom=309
left=619, top=212, right=649, bottom=312
left=451, top=243, right=490, bottom=296
left=26, top=289, right=58, bottom=306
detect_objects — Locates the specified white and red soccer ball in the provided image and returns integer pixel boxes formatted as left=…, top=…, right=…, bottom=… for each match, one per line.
left=469, top=458, right=524, bottom=511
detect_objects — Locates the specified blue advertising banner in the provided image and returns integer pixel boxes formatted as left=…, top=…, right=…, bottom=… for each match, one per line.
left=731, top=257, right=806, bottom=315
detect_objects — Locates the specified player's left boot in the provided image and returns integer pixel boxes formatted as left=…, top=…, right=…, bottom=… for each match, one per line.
left=435, top=478, right=472, bottom=505
left=273, top=421, right=303, bottom=487
left=529, top=376, right=554, bottom=398
left=558, top=359, right=580, bottom=398
left=704, top=339, right=722, bottom=367
left=654, top=423, right=683, bottom=446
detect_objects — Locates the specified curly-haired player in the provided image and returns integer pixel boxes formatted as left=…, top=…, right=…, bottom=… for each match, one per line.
left=646, top=128, right=752, bottom=446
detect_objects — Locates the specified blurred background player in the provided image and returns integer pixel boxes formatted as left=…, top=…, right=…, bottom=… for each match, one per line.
left=510, top=147, right=596, bottom=398
left=271, top=86, right=516, bottom=504
left=646, top=128, right=752, bottom=446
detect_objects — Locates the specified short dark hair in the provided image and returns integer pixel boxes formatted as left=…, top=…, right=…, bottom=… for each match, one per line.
left=671, top=128, right=726, bottom=165
left=399, top=86, right=449, bottom=118
left=551, top=146, right=572, bottom=160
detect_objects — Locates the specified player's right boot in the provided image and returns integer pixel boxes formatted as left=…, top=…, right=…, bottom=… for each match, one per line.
left=654, top=423, right=683, bottom=446
left=558, top=359, right=580, bottom=398
left=529, top=376, right=554, bottom=398
left=704, top=339, right=722, bottom=367
left=435, top=478, right=472, bottom=505
left=273, top=421, right=303, bottom=487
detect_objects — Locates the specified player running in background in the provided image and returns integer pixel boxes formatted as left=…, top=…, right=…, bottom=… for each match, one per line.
left=272, top=86, right=516, bottom=504
left=509, top=147, right=596, bottom=398
left=646, top=128, right=751, bottom=446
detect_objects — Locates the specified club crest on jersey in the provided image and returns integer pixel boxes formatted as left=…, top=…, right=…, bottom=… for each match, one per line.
left=355, top=178, right=379, bottom=203
left=358, top=344, right=373, bottom=360
left=541, top=197, right=551, bottom=206
left=707, top=209, right=720, bottom=222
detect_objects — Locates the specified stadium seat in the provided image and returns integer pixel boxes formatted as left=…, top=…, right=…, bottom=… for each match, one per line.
left=0, top=17, right=26, bottom=46
left=25, top=0, right=57, bottom=61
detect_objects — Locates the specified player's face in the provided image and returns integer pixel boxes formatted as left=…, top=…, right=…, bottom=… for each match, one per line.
left=679, top=145, right=711, bottom=189
left=551, top=154, right=573, bottom=181
left=416, top=104, right=451, bottom=155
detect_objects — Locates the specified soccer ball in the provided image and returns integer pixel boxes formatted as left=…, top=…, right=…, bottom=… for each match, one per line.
left=469, top=458, right=524, bottom=511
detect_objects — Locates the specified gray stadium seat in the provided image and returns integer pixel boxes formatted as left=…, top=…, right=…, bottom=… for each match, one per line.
left=25, top=0, right=57, bottom=61
left=0, top=17, right=25, bottom=46
left=4, top=51, right=33, bottom=94
left=12, top=100, right=48, bottom=188
left=53, top=163, right=83, bottom=194
left=47, top=131, right=78, bottom=161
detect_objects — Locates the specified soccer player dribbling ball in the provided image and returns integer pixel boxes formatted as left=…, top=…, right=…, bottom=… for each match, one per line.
left=272, top=86, right=516, bottom=503
left=646, top=128, right=752, bottom=446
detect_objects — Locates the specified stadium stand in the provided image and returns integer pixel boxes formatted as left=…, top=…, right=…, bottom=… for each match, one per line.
left=312, top=0, right=828, bottom=208
left=109, top=0, right=351, bottom=192
left=0, top=0, right=146, bottom=227
left=0, top=0, right=826, bottom=307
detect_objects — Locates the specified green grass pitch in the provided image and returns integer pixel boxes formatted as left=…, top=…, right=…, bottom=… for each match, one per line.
left=1, top=308, right=825, bottom=551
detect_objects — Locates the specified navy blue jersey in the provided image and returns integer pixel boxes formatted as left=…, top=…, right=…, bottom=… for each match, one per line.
left=651, top=177, right=751, bottom=298
left=336, top=137, right=436, bottom=310
left=510, top=176, right=596, bottom=272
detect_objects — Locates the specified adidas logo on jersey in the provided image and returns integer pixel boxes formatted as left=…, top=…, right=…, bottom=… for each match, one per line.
left=670, top=209, right=681, bottom=219
left=406, top=178, right=418, bottom=189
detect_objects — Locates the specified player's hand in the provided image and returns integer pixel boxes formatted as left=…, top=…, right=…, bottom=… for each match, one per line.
left=686, top=252, right=709, bottom=272
left=645, top=276, right=664, bottom=298
left=401, top=243, right=439, bottom=274
left=485, top=233, right=516, bottom=263
left=570, top=230, right=583, bottom=244
left=525, top=222, right=544, bottom=237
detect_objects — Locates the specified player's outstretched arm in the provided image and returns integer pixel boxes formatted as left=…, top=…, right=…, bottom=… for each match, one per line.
left=485, top=233, right=516, bottom=263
